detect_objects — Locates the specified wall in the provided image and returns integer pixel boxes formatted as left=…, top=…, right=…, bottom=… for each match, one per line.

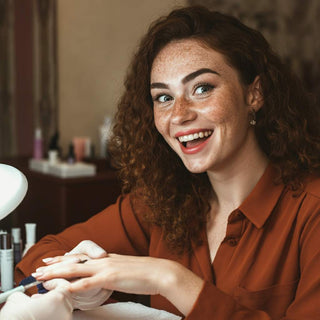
left=57, top=0, right=186, bottom=156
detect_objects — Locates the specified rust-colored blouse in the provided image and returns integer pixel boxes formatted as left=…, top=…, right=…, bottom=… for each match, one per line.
left=15, top=165, right=320, bottom=319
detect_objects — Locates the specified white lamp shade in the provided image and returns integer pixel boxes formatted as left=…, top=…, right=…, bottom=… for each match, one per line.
left=0, top=164, right=28, bottom=220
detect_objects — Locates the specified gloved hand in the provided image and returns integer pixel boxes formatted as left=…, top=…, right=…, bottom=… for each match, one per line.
left=44, top=278, right=112, bottom=311
left=41, top=240, right=112, bottom=311
left=0, top=283, right=73, bottom=320
left=65, top=240, right=108, bottom=261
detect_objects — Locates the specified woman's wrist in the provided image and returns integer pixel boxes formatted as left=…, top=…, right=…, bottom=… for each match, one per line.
left=158, top=260, right=204, bottom=316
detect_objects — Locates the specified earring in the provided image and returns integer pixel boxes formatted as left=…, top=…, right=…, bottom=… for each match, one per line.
left=249, top=109, right=257, bottom=126
left=249, top=109, right=256, bottom=126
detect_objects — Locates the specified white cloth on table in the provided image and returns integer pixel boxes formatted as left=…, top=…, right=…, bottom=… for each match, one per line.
left=72, top=302, right=182, bottom=320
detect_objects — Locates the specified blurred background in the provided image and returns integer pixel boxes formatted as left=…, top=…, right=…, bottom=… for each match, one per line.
left=0, top=0, right=319, bottom=240
left=0, top=0, right=319, bottom=159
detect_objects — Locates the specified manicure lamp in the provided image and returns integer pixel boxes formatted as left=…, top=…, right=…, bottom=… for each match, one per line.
left=0, top=164, right=28, bottom=221
left=0, top=164, right=28, bottom=302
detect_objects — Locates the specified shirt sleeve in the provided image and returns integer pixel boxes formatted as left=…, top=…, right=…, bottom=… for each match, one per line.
left=186, top=199, right=320, bottom=320
left=15, top=194, right=150, bottom=287
left=185, top=281, right=270, bottom=320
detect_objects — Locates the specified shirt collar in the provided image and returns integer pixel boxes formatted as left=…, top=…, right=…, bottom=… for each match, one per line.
left=239, top=163, right=285, bottom=229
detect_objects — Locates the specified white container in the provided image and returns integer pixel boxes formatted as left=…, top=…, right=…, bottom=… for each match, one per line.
left=23, top=223, right=37, bottom=256
left=0, top=233, right=14, bottom=291
left=48, top=162, right=96, bottom=178
left=29, top=158, right=50, bottom=173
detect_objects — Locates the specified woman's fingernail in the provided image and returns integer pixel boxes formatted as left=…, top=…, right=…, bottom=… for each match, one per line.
left=42, top=257, right=53, bottom=263
left=32, top=272, right=43, bottom=278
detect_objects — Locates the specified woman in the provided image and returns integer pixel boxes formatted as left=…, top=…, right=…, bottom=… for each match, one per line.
left=16, top=6, right=320, bottom=319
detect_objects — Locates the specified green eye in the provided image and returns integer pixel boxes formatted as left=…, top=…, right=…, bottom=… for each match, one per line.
left=157, top=94, right=173, bottom=103
left=194, top=84, right=214, bottom=95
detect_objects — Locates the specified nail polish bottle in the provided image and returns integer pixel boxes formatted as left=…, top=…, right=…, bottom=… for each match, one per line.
left=33, top=128, right=43, bottom=160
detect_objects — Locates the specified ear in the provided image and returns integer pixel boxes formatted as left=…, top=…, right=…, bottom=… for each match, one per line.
left=246, top=76, right=263, bottom=111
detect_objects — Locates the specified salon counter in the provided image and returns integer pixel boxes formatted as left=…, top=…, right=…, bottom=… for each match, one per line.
left=0, top=157, right=121, bottom=240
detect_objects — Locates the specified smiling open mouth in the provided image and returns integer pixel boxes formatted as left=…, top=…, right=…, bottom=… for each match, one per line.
left=178, top=130, right=213, bottom=148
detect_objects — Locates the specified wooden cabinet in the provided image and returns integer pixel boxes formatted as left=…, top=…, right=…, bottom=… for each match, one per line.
left=0, top=157, right=121, bottom=241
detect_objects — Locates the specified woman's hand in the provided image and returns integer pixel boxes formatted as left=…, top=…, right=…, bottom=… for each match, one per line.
left=32, top=254, right=204, bottom=316
left=40, top=240, right=113, bottom=310
left=42, top=239, right=108, bottom=265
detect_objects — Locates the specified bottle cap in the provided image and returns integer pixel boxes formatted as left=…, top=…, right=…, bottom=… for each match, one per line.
left=0, top=233, right=12, bottom=249
left=11, top=228, right=21, bottom=243
left=35, top=128, right=42, bottom=139
left=48, top=149, right=59, bottom=164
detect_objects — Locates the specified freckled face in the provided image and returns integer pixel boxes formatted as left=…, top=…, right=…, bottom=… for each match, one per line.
left=150, top=39, right=257, bottom=174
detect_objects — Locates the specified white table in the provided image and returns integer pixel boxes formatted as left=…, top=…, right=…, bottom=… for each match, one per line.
left=72, top=302, right=182, bottom=320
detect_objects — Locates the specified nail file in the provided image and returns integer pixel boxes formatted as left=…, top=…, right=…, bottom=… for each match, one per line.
left=0, top=280, right=42, bottom=304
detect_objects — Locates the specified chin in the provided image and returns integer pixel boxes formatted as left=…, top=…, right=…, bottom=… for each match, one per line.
left=184, top=162, right=208, bottom=174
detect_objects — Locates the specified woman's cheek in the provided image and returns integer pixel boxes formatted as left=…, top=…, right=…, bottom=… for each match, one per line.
left=154, top=109, right=169, bottom=135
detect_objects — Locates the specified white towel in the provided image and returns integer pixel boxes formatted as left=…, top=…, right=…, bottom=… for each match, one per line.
left=72, top=302, right=182, bottom=320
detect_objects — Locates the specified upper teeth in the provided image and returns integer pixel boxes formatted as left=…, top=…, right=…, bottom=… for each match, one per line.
left=178, top=130, right=212, bottom=143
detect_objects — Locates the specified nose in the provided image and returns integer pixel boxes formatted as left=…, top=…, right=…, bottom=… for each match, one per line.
left=170, top=97, right=197, bottom=125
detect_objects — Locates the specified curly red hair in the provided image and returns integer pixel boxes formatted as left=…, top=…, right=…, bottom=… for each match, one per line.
left=108, top=6, right=320, bottom=253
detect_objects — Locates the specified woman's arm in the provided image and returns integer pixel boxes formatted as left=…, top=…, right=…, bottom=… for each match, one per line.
left=33, top=254, right=204, bottom=316
left=32, top=203, right=320, bottom=320
left=15, top=194, right=150, bottom=287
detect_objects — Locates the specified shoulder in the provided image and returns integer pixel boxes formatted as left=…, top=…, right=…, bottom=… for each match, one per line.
left=296, top=175, right=320, bottom=251
left=94, top=193, right=152, bottom=231
left=124, top=192, right=153, bottom=216
left=278, top=174, right=320, bottom=225
left=293, top=174, right=320, bottom=227
left=303, top=174, right=320, bottom=200
left=120, top=192, right=153, bottom=229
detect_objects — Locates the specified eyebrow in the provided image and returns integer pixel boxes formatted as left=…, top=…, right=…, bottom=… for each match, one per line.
left=150, top=68, right=220, bottom=90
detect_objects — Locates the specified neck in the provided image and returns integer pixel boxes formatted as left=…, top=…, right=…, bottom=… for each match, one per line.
left=207, top=147, right=269, bottom=213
